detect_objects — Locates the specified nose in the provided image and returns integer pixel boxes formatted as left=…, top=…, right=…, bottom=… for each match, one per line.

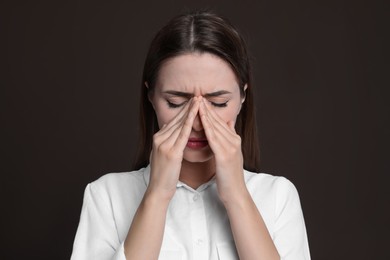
left=192, top=112, right=203, bottom=132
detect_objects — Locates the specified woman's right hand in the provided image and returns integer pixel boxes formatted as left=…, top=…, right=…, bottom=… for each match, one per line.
left=147, top=97, right=200, bottom=201
left=124, top=98, right=199, bottom=259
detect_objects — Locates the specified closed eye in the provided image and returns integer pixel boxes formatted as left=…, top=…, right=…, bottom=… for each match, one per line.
left=210, top=101, right=228, bottom=107
left=166, top=99, right=228, bottom=108
left=167, top=100, right=187, bottom=108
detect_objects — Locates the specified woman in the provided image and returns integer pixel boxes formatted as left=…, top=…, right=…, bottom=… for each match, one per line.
left=71, top=11, right=310, bottom=260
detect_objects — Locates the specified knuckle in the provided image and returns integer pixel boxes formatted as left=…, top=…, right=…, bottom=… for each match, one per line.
left=152, top=134, right=160, bottom=143
left=166, top=149, right=180, bottom=160
left=158, top=142, right=170, bottom=153
left=233, top=136, right=241, bottom=146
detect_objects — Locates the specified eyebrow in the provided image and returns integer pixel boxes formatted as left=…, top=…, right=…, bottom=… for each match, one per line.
left=163, top=90, right=232, bottom=98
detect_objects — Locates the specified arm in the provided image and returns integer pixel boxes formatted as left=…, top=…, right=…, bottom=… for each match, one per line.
left=223, top=185, right=280, bottom=260
left=199, top=97, right=280, bottom=260
left=123, top=189, right=170, bottom=259
left=222, top=177, right=311, bottom=260
left=72, top=98, right=199, bottom=260
left=123, top=98, right=200, bottom=259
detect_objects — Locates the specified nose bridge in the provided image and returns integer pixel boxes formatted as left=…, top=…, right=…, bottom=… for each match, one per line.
left=192, top=111, right=203, bottom=131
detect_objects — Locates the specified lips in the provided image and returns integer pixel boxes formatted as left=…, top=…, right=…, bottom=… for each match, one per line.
left=186, top=138, right=209, bottom=149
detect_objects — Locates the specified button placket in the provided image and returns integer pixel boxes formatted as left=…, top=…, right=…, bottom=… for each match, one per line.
left=190, top=192, right=209, bottom=259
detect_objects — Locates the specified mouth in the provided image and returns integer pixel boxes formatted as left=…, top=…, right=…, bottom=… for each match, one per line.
left=186, top=138, right=209, bottom=149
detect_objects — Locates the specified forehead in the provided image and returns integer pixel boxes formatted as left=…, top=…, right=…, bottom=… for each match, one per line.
left=155, top=53, right=239, bottom=94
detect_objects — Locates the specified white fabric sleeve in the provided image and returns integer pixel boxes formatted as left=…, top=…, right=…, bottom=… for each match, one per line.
left=273, top=177, right=311, bottom=260
left=70, top=183, right=126, bottom=260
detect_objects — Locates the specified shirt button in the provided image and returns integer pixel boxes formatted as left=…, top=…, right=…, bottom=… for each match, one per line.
left=193, top=194, right=199, bottom=201
left=195, top=239, right=204, bottom=246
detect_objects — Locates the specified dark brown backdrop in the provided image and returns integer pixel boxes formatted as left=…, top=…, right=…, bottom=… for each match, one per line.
left=1, top=0, right=388, bottom=259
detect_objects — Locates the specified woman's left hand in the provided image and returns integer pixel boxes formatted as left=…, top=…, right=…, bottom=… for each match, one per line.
left=199, top=97, right=247, bottom=203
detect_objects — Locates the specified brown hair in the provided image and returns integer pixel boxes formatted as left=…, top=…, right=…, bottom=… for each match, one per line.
left=133, top=10, right=260, bottom=172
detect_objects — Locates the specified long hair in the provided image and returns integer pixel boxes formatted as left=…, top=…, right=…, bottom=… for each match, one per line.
left=133, top=11, right=260, bottom=172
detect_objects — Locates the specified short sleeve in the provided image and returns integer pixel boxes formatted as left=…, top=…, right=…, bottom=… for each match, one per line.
left=273, top=177, right=311, bottom=260
left=71, top=183, right=126, bottom=260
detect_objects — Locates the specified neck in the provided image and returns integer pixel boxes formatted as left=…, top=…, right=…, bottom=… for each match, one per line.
left=179, top=158, right=215, bottom=189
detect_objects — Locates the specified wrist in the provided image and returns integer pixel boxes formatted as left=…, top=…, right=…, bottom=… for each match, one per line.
left=220, top=184, right=252, bottom=209
left=144, top=185, right=175, bottom=205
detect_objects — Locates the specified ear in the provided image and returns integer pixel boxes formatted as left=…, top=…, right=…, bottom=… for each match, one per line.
left=237, top=84, right=247, bottom=114
left=241, top=84, right=248, bottom=104
left=145, top=81, right=154, bottom=106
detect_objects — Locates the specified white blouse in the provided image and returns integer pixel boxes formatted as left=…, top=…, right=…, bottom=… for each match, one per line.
left=71, top=165, right=310, bottom=260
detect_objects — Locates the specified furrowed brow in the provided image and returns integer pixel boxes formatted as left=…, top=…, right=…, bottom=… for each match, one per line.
left=163, top=91, right=193, bottom=98
left=163, top=90, right=232, bottom=98
left=203, top=90, right=232, bottom=97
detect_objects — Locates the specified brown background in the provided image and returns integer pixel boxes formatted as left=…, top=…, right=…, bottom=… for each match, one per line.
left=1, top=0, right=388, bottom=259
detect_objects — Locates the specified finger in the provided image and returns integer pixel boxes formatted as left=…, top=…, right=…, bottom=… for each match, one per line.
left=153, top=100, right=194, bottom=149
left=159, top=99, right=192, bottom=132
left=157, top=97, right=200, bottom=149
left=201, top=99, right=236, bottom=140
left=201, top=100, right=241, bottom=158
left=200, top=102, right=243, bottom=164
left=156, top=98, right=194, bottom=137
left=202, top=99, right=233, bottom=134
left=199, top=100, right=225, bottom=152
left=173, top=97, right=201, bottom=148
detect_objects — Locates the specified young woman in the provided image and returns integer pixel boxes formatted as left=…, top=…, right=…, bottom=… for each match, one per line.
left=71, top=11, right=310, bottom=260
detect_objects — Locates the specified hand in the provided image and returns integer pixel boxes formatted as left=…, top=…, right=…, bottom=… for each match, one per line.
left=199, top=97, right=246, bottom=203
left=148, top=97, right=200, bottom=201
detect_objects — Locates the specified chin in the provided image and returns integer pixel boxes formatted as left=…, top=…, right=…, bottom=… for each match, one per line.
left=182, top=147, right=214, bottom=163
